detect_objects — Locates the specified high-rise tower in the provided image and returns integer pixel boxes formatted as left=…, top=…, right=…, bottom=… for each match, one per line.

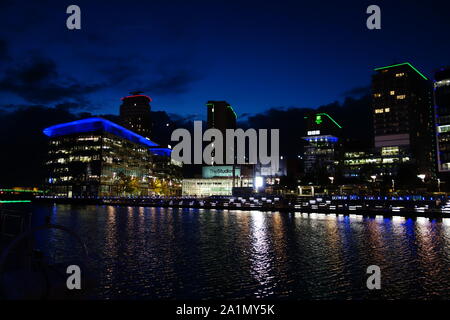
left=119, top=91, right=152, bottom=138
left=206, top=101, right=237, bottom=132
left=372, top=62, right=435, bottom=177
left=302, top=113, right=342, bottom=180
left=434, top=67, right=450, bottom=174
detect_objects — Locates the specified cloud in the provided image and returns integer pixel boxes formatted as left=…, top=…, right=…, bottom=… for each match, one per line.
left=0, top=55, right=105, bottom=104
left=97, top=57, right=141, bottom=86
left=55, top=102, right=90, bottom=111
left=142, top=69, right=202, bottom=95
left=341, top=85, right=371, bottom=97
left=0, top=38, right=10, bottom=61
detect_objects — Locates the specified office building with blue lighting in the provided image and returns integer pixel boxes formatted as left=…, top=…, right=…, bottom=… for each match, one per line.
left=43, top=117, right=176, bottom=197
left=302, top=113, right=342, bottom=181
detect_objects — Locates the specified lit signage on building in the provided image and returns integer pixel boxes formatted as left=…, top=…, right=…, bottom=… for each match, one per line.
left=202, top=166, right=241, bottom=178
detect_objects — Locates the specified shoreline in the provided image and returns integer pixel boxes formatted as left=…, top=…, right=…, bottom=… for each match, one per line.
left=32, top=197, right=450, bottom=220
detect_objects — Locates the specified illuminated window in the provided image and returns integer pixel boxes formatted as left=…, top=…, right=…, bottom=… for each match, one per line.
left=397, top=95, right=406, bottom=99
left=435, top=79, right=450, bottom=88
left=384, top=108, right=390, bottom=112
left=442, top=163, right=450, bottom=170
left=390, top=91, right=395, bottom=95
left=307, top=130, right=320, bottom=136
left=395, top=73, right=405, bottom=77
left=375, top=109, right=384, bottom=114
left=374, top=93, right=381, bottom=98
left=382, top=146, right=399, bottom=156
left=438, top=125, right=450, bottom=133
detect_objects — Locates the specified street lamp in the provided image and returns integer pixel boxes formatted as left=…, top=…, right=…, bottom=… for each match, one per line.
left=328, top=176, right=334, bottom=184
left=417, top=174, right=426, bottom=183
left=370, top=175, right=376, bottom=183
left=391, top=179, right=395, bottom=192
left=438, top=178, right=441, bottom=192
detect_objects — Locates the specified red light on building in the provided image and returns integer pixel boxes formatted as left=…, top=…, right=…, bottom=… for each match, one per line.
left=120, top=94, right=152, bottom=102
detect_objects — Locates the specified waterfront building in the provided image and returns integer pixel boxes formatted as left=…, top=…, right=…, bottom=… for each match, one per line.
left=434, top=67, right=450, bottom=175
left=372, top=62, right=435, bottom=178
left=182, top=177, right=253, bottom=197
left=342, top=134, right=412, bottom=181
left=342, top=150, right=411, bottom=180
left=149, top=146, right=183, bottom=195
left=119, top=91, right=152, bottom=138
left=302, top=113, right=342, bottom=182
left=43, top=117, right=168, bottom=197
left=197, top=101, right=245, bottom=194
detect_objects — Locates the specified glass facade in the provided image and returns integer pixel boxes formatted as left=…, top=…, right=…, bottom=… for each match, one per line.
left=302, top=113, right=342, bottom=178
left=343, top=151, right=410, bottom=179
left=44, top=118, right=155, bottom=197
left=182, top=178, right=253, bottom=197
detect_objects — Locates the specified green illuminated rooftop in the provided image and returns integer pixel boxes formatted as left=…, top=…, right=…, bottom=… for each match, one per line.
left=207, top=101, right=237, bottom=119
left=305, top=113, right=342, bottom=129
left=374, top=62, right=428, bottom=80
left=227, top=105, right=237, bottom=119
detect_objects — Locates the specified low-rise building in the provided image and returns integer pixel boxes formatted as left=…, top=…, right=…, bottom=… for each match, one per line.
left=182, top=177, right=253, bottom=197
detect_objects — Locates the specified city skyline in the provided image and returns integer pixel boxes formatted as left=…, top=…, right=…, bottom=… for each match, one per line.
left=3, top=1, right=450, bottom=305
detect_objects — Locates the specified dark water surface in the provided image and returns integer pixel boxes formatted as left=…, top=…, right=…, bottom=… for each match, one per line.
left=28, top=204, right=450, bottom=299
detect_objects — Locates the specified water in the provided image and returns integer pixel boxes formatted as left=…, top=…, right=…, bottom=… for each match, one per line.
left=21, top=205, right=450, bottom=299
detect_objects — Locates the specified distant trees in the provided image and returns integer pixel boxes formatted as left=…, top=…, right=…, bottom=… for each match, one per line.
left=115, top=172, right=141, bottom=196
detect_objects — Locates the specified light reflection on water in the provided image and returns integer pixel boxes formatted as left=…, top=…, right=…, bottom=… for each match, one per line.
left=29, top=204, right=450, bottom=299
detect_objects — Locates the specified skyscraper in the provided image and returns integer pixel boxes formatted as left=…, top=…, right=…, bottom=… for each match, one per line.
left=302, top=113, right=342, bottom=182
left=206, top=101, right=237, bottom=132
left=372, top=62, right=435, bottom=177
left=119, top=91, right=152, bottom=138
left=434, top=67, right=450, bottom=174
left=204, top=101, right=241, bottom=190
left=205, top=100, right=237, bottom=165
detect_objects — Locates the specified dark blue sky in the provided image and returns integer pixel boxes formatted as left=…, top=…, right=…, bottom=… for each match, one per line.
left=1, top=0, right=450, bottom=120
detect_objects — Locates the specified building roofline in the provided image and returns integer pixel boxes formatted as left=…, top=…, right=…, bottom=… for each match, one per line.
left=121, top=94, right=152, bottom=102
left=149, top=147, right=172, bottom=156
left=304, top=113, right=343, bottom=129
left=302, top=134, right=339, bottom=141
left=374, top=62, right=428, bottom=80
left=43, top=117, right=159, bottom=147
left=206, top=101, right=237, bottom=119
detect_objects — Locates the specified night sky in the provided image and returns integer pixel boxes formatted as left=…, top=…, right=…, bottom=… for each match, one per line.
left=2, top=0, right=450, bottom=120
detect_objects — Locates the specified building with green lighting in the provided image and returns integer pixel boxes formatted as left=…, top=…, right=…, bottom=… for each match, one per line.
left=203, top=101, right=243, bottom=191
left=372, top=62, right=435, bottom=178
left=302, top=113, right=342, bottom=183
left=434, top=67, right=450, bottom=174
left=206, top=100, right=237, bottom=132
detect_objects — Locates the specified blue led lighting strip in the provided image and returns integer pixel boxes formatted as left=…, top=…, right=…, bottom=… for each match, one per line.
left=43, top=117, right=159, bottom=148
left=150, top=148, right=172, bottom=156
